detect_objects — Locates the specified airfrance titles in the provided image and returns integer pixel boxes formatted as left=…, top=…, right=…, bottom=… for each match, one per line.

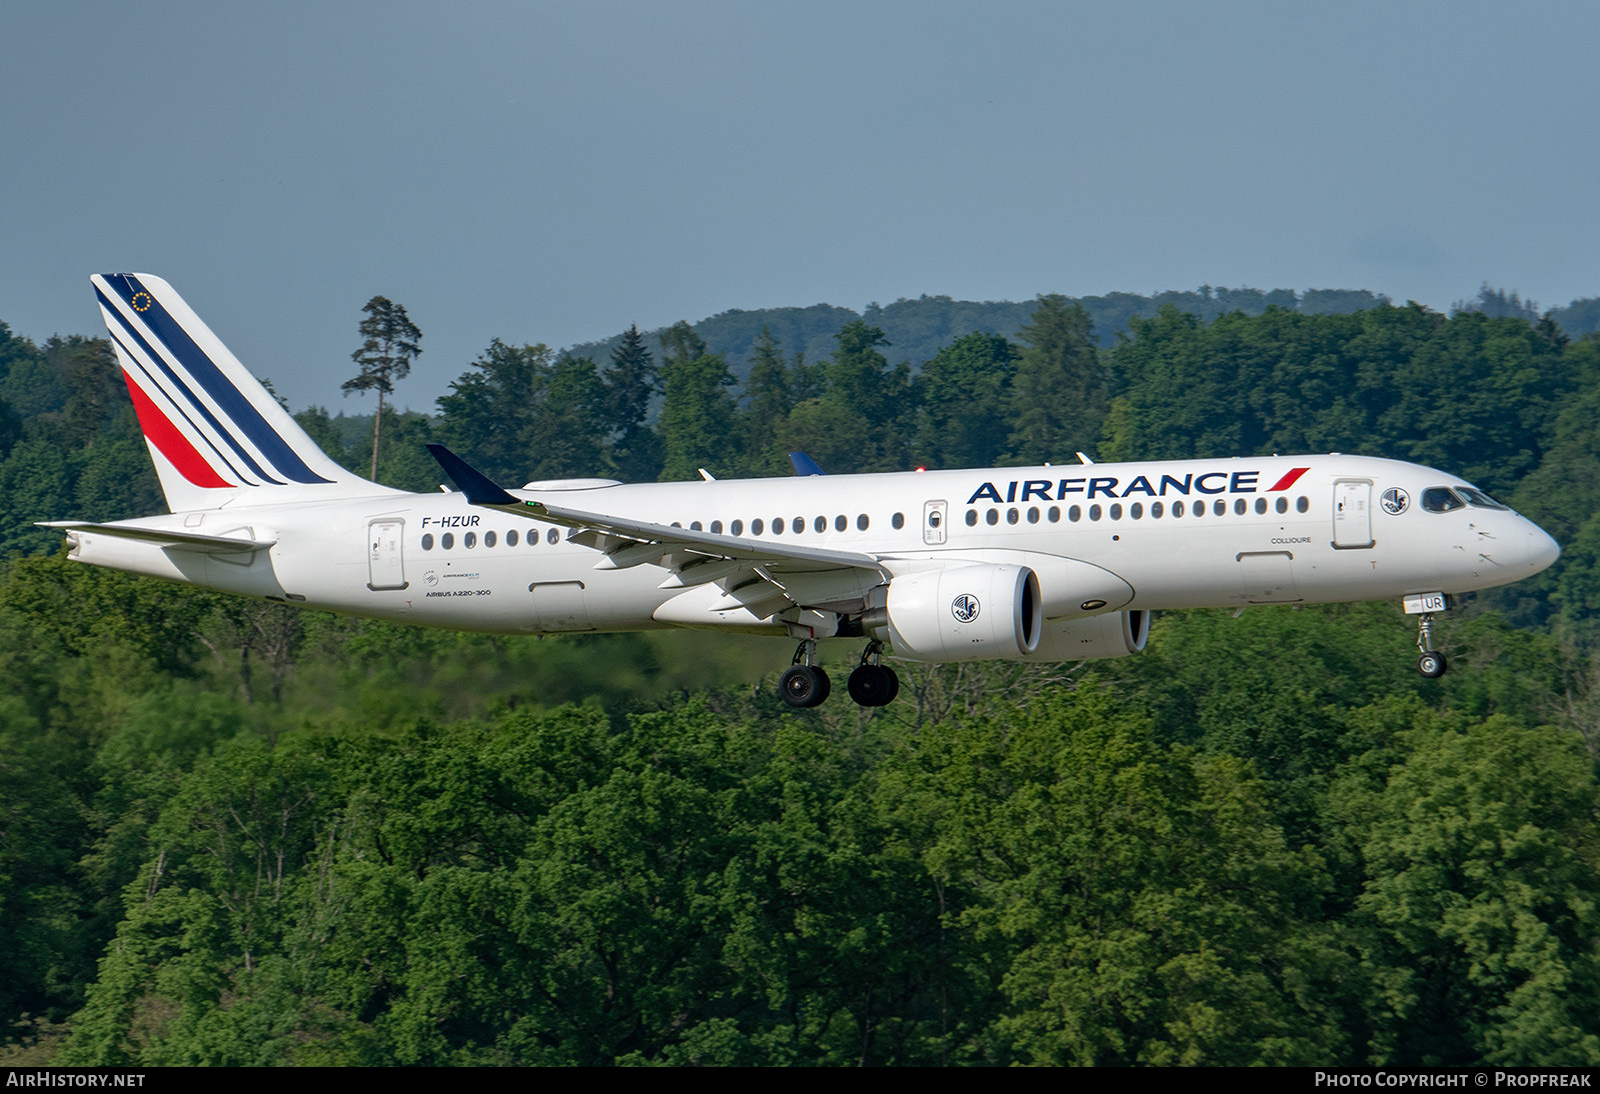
left=965, top=467, right=1309, bottom=506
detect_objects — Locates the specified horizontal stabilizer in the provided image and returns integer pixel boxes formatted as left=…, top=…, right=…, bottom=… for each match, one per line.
left=39, top=521, right=276, bottom=552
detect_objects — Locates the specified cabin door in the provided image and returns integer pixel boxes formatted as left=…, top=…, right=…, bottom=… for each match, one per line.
left=367, top=520, right=408, bottom=590
left=1332, top=480, right=1374, bottom=549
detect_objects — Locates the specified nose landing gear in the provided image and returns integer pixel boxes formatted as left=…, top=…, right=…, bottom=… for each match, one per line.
left=1415, top=612, right=1448, bottom=679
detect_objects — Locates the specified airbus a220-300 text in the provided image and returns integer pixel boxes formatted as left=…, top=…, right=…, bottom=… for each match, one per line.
left=44, top=274, right=1561, bottom=707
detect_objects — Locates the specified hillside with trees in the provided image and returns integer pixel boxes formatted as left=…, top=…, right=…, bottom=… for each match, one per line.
left=2, top=287, right=1599, bottom=1066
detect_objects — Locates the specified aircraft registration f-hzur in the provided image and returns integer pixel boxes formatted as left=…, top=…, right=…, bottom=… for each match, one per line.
left=46, top=273, right=1562, bottom=708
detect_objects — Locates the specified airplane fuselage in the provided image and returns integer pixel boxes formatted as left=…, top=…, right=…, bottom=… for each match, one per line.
left=64, top=452, right=1558, bottom=658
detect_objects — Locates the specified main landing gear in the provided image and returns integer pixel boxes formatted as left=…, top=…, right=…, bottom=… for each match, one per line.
left=779, top=639, right=830, bottom=708
left=1415, top=612, right=1448, bottom=679
left=846, top=640, right=899, bottom=708
left=778, top=638, right=901, bottom=709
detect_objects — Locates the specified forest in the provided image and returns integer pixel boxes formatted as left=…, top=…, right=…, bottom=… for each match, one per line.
left=1, top=284, right=1598, bottom=1066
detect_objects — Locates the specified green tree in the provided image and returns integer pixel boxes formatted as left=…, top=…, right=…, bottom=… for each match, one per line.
left=1337, top=712, right=1600, bottom=1065
left=435, top=340, right=607, bottom=483
left=344, top=296, right=422, bottom=481
left=913, top=331, right=1018, bottom=469
left=1006, top=295, right=1103, bottom=462
left=602, top=325, right=661, bottom=483
left=658, top=348, right=739, bottom=481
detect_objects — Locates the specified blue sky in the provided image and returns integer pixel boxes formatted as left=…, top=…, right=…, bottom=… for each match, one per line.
left=4, top=1, right=1596, bottom=411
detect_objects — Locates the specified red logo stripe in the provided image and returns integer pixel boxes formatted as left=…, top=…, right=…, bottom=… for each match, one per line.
left=1267, top=467, right=1309, bottom=492
left=121, top=372, right=233, bottom=489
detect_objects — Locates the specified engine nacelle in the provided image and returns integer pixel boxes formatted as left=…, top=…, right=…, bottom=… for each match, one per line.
left=875, top=564, right=1043, bottom=662
left=1025, top=610, right=1151, bottom=661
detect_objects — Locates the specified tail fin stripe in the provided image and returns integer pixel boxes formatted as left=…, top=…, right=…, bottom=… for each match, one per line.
left=98, top=288, right=279, bottom=484
left=106, top=322, right=259, bottom=486
left=119, top=370, right=235, bottom=489
left=100, top=276, right=333, bottom=486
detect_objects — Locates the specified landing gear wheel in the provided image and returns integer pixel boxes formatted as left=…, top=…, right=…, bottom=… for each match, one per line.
left=1414, top=611, right=1447, bottom=679
left=848, top=664, right=900, bottom=707
left=1417, top=651, right=1448, bottom=679
left=780, top=664, right=831, bottom=708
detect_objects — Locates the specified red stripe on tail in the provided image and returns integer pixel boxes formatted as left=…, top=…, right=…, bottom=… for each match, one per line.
left=121, top=372, right=233, bottom=489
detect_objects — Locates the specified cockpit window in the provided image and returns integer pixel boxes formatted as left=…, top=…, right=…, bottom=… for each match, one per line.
left=1421, top=487, right=1466, bottom=513
left=1456, top=486, right=1510, bottom=511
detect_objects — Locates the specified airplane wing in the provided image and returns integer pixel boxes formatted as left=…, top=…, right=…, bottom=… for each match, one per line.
left=37, top=521, right=276, bottom=553
left=426, top=444, right=888, bottom=619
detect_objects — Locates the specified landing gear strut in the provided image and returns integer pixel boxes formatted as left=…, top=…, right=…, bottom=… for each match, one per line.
left=779, top=638, right=830, bottom=708
left=847, top=640, right=900, bottom=708
left=1415, top=612, right=1448, bottom=679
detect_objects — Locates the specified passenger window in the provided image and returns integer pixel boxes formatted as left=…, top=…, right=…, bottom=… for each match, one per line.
left=421, top=533, right=434, bottom=551
left=1069, top=505, right=1082, bottom=522
left=1234, top=499, right=1247, bottom=515
left=465, top=532, right=477, bottom=549
left=835, top=515, right=846, bottom=532
left=509, top=530, right=520, bottom=547
left=690, top=521, right=703, bottom=531
left=1109, top=503, right=1122, bottom=520
left=442, top=532, right=454, bottom=549
left=485, top=530, right=497, bottom=548
left=1007, top=508, right=1019, bottom=525
left=771, top=518, right=783, bottom=535
left=1214, top=500, right=1226, bottom=516
left=793, top=517, right=805, bottom=534
left=986, top=509, right=999, bottom=526
left=1152, top=501, right=1163, bottom=518
left=892, top=513, right=905, bottom=529
left=1173, top=500, right=1185, bottom=517
left=1027, top=506, right=1040, bottom=524
left=1296, top=496, right=1309, bottom=514
left=1089, top=504, right=1102, bottom=521
left=1048, top=505, right=1061, bottom=523
left=731, top=520, right=743, bottom=536
left=814, top=516, right=826, bottom=533
left=711, top=521, right=723, bottom=534
left=1130, top=503, right=1143, bottom=520
left=1275, top=497, right=1287, bottom=514
left=1254, top=498, right=1267, bottom=514
left=752, top=518, right=764, bottom=535
left=966, top=509, right=979, bottom=526
left=857, top=514, right=869, bottom=531
left=548, top=528, right=561, bottom=544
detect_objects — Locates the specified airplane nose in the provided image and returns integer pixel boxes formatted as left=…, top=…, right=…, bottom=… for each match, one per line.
left=1523, top=520, right=1561, bottom=575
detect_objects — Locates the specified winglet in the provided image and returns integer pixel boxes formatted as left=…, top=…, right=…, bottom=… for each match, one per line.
left=788, top=451, right=825, bottom=476
left=425, top=444, right=522, bottom=506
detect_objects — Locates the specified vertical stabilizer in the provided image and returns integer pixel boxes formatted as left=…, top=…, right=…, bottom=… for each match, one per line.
left=91, top=273, right=400, bottom=511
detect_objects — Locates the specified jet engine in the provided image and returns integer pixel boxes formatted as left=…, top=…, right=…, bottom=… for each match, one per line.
left=872, top=564, right=1043, bottom=661
left=1027, top=610, right=1150, bottom=661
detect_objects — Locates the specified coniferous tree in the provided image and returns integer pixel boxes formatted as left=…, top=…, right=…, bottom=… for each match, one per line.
left=604, top=325, right=662, bottom=482
left=1007, top=295, right=1103, bottom=463
left=344, top=296, right=422, bottom=481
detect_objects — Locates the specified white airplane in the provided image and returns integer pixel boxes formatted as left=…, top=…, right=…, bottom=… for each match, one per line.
left=44, top=273, right=1561, bottom=707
